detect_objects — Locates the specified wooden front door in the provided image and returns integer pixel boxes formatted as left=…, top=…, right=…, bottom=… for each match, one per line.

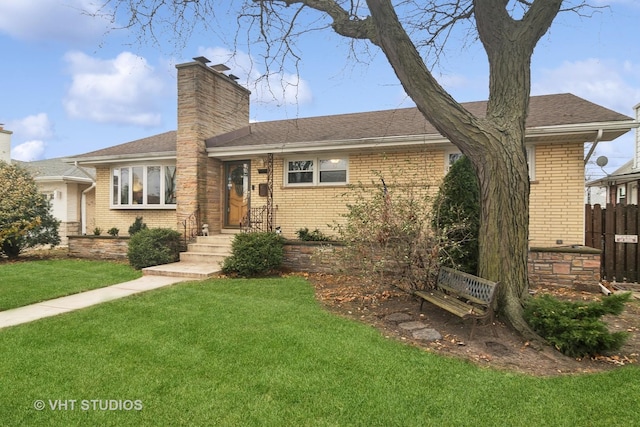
left=225, top=161, right=250, bottom=227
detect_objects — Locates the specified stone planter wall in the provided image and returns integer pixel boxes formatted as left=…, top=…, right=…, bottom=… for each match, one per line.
left=67, top=237, right=602, bottom=291
left=285, top=242, right=602, bottom=291
left=528, top=246, right=601, bottom=291
left=282, top=241, right=345, bottom=274
left=68, top=236, right=130, bottom=260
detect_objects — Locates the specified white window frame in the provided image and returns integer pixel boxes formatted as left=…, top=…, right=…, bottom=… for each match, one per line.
left=284, top=156, right=349, bottom=186
left=110, top=163, right=177, bottom=209
left=444, top=147, right=535, bottom=180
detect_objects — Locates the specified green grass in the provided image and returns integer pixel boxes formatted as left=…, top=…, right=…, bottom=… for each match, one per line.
left=0, top=259, right=141, bottom=311
left=0, top=276, right=639, bottom=426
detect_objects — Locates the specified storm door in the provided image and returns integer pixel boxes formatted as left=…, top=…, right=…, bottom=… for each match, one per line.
left=224, top=161, right=250, bottom=227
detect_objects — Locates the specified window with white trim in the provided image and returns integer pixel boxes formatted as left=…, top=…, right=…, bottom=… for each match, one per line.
left=445, top=147, right=535, bottom=179
left=285, top=157, right=348, bottom=186
left=111, top=164, right=177, bottom=208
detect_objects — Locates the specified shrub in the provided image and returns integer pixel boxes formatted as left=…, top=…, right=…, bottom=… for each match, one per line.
left=523, top=292, right=631, bottom=358
left=332, top=169, right=442, bottom=291
left=93, top=227, right=102, bottom=236
left=127, top=228, right=182, bottom=270
left=107, top=227, right=119, bottom=237
left=432, top=155, right=480, bottom=275
left=128, top=216, right=148, bottom=236
left=296, top=227, right=331, bottom=242
left=221, top=232, right=284, bottom=277
left=0, top=162, right=60, bottom=258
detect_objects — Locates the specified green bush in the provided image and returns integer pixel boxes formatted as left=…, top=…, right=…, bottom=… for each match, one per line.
left=221, top=232, right=284, bottom=277
left=432, top=155, right=480, bottom=275
left=127, top=228, right=182, bottom=270
left=0, top=162, right=60, bottom=258
left=296, top=227, right=331, bottom=241
left=128, top=216, right=148, bottom=236
left=524, top=292, right=631, bottom=358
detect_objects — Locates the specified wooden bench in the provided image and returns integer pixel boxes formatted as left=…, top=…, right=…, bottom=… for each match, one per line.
left=415, top=267, right=500, bottom=339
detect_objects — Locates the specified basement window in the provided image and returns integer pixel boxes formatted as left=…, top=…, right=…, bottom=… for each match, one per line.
left=111, top=164, right=176, bottom=209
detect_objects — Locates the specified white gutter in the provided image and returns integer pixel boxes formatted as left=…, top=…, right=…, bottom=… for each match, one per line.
left=66, top=151, right=176, bottom=166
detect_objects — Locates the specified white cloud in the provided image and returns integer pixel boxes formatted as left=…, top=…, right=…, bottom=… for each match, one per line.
left=197, top=47, right=313, bottom=107
left=0, top=0, right=111, bottom=44
left=63, top=51, right=166, bottom=126
left=8, top=113, right=53, bottom=140
left=532, top=58, right=640, bottom=114
left=12, top=140, right=46, bottom=162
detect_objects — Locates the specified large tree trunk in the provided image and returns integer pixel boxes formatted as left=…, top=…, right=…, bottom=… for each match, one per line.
left=471, top=126, right=533, bottom=337
left=363, top=0, right=561, bottom=338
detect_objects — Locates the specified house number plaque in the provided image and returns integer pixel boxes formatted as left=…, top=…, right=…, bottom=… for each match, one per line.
left=615, top=235, right=638, bottom=243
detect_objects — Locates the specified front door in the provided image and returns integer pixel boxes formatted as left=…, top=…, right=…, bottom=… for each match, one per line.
left=225, top=161, right=250, bottom=227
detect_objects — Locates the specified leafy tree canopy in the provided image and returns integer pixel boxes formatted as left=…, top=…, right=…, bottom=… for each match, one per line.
left=0, top=162, right=60, bottom=258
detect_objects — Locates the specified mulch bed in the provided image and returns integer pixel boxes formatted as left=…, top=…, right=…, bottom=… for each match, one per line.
left=304, top=272, right=640, bottom=376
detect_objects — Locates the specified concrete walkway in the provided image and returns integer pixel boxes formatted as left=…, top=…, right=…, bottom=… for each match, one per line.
left=0, top=275, right=191, bottom=330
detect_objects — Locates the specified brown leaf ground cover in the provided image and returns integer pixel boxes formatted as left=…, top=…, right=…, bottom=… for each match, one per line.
left=305, top=272, right=640, bottom=376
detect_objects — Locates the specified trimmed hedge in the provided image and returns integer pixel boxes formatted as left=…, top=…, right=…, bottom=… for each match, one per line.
left=127, top=228, right=182, bottom=270
left=222, top=232, right=284, bottom=277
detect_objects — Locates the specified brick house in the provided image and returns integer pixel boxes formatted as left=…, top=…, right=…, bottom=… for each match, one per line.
left=68, top=57, right=637, bottom=248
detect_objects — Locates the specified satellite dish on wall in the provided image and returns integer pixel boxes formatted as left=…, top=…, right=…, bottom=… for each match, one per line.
left=596, top=156, right=609, bottom=167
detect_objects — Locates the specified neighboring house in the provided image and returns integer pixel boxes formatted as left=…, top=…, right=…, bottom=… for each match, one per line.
left=16, top=158, right=95, bottom=245
left=68, top=57, right=638, bottom=248
left=586, top=103, right=640, bottom=205
left=1, top=125, right=96, bottom=245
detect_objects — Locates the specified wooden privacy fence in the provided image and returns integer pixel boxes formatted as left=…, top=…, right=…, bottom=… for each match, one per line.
left=585, top=203, right=640, bottom=282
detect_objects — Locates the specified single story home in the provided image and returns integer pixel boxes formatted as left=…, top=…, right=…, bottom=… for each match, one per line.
left=1, top=126, right=95, bottom=245
left=17, top=158, right=95, bottom=243
left=68, top=57, right=638, bottom=248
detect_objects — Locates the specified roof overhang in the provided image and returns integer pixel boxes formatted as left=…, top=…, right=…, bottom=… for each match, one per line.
left=207, top=120, right=638, bottom=159
left=587, top=171, right=640, bottom=188
left=64, top=151, right=176, bottom=166
left=34, top=176, right=94, bottom=184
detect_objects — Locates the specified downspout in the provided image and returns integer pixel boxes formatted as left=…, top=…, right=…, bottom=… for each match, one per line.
left=74, top=161, right=96, bottom=235
left=584, top=128, right=604, bottom=166
left=81, top=183, right=96, bottom=235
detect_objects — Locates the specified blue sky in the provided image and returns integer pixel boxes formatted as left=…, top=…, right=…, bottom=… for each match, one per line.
left=0, top=0, right=639, bottom=180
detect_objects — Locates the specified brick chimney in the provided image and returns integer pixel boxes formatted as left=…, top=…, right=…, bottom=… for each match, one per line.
left=175, top=57, right=251, bottom=232
left=0, top=124, right=12, bottom=164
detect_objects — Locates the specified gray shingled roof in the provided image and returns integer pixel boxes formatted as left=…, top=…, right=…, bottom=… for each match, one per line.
left=17, top=158, right=95, bottom=181
left=71, top=93, right=633, bottom=160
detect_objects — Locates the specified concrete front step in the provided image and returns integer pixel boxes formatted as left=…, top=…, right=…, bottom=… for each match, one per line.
left=196, top=234, right=235, bottom=244
left=179, top=252, right=227, bottom=264
left=186, top=243, right=231, bottom=255
left=141, top=232, right=236, bottom=279
left=142, top=262, right=222, bottom=279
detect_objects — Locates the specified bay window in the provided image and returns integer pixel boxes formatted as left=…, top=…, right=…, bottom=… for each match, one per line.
left=111, top=164, right=176, bottom=208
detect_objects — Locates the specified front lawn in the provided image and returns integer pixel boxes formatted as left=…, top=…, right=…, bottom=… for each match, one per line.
left=0, top=259, right=141, bottom=311
left=0, top=276, right=639, bottom=426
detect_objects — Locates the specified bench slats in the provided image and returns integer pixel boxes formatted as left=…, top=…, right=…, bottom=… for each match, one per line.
left=414, top=290, right=485, bottom=318
left=414, top=267, right=500, bottom=339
